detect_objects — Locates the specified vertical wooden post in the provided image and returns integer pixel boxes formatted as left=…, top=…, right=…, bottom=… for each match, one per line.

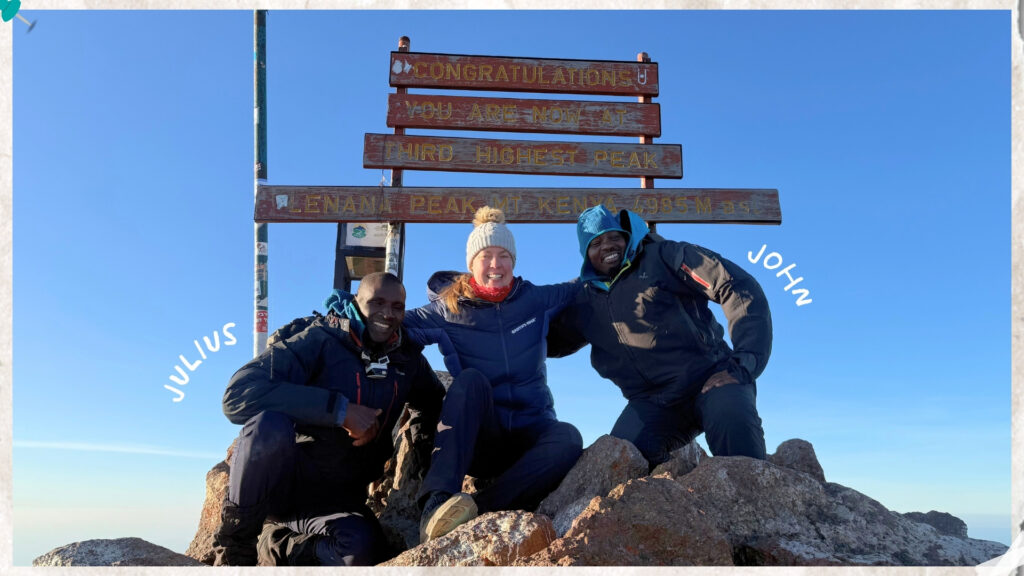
left=253, top=10, right=269, bottom=355
left=385, top=36, right=410, bottom=281
left=637, top=51, right=657, bottom=234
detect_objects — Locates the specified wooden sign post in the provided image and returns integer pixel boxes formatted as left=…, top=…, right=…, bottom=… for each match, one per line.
left=255, top=37, right=782, bottom=294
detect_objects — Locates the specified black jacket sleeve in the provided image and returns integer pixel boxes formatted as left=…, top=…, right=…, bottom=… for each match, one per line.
left=665, top=241, right=773, bottom=380
left=221, top=328, right=347, bottom=427
left=546, top=300, right=589, bottom=358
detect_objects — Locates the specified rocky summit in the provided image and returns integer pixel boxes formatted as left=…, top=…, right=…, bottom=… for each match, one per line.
left=35, top=403, right=1010, bottom=567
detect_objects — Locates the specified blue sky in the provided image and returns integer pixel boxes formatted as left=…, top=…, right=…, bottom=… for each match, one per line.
left=11, top=10, right=1011, bottom=566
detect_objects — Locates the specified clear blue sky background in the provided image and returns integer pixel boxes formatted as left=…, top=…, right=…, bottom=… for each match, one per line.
left=12, top=10, right=1010, bottom=566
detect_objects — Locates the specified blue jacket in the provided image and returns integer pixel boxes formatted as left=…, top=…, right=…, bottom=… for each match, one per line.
left=222, top=290, right=444, bottom=490
left=550, top=205, right=773, bottom=405
left=404, top=271, right=579, bottom=431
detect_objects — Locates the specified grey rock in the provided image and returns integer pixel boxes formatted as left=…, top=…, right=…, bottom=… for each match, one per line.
left=33, top=537, right=205, bottom=567
left=672, top=456, right=1007, bottom=566
left=651, top=441, right=707, bottom=478
left=536, top=434, right=648, bottom=537
left=769, top=438, right=826, bottom=483
left=902, top=510, right=969, bottom=538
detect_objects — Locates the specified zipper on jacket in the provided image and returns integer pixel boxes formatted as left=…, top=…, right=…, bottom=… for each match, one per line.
left=494, top=303, right=515, bottom=431
left=355, top=372, right=362, bottom=404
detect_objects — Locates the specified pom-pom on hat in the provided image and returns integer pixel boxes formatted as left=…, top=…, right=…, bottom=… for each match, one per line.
left=466, top=206, right=517, bottom=271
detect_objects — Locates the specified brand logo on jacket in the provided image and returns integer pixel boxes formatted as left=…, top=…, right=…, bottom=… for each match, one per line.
left=510, top=317, right=537, bottom=335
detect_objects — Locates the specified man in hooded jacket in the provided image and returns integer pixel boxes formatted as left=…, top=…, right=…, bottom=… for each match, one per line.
left=211, top=272, right=444, bottom=566
left=549, top=205, right=772, bottom=468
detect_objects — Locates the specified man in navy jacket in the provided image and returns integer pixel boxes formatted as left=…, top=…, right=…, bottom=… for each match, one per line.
left=549, top=205, right=772, bottom=468
left=211, top=273, right=444, bottom=566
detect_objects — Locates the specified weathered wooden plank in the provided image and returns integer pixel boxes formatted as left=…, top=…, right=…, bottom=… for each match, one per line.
left=363, top=134, right=682, bottom=178
left=255, top=186, right=781, bottom=224
left=389, top=52, right=659, bottom=96
left=386, top=94, right=661, bottom=136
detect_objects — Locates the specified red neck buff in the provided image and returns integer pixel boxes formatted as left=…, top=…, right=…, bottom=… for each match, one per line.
left=470, top=277, right=513, bottom=302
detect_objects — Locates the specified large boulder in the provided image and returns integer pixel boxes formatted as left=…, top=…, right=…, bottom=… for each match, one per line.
left=673, top=456, right=1007, bottom=566
left=185, top=442, right=234, bottom=564
left=367, top=405, right=435, bottom=551
left=367, top=370, right=453, bottom=552
left=536, top=434, right=648, bottom=537
left=525, top=476, right=734, bottom=566
left=33, top=538, right=204, bottom=567
left=381, top=511, right=555, bottom=566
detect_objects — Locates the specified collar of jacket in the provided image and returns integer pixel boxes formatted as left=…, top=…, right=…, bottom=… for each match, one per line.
left=322, top=289, right=412, bottom=359
left=426, top=270, right=524, bottom=307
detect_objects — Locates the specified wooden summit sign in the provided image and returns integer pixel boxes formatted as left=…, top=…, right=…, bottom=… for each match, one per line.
left=255, top=186, right=781, bottom=224
left=387, top=94, right=661, bottom=136
left=256, top=44, right=781, bottom=227
left=389, top=52, right=659, bottom=96
left=363, top=134, right=682, bottom=178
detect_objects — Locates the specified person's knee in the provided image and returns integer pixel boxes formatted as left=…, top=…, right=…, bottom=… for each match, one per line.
left=442, top=368, right=491, bottom=412
left=239, top=411, right=296, bottom=460
left=699, top=385, right=765, bottom=459
left=700, top=385, right=760, bottom=428
left=318, top=519, right=380, bottom=566
left=544, top=421, right=584, bottom=470
left=449, top=368, right=489, bottom=395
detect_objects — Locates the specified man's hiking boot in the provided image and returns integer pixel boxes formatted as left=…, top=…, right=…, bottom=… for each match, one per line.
left=211, top=500, right=264, bottom=566
left=419, top=492, right=478, bottom=543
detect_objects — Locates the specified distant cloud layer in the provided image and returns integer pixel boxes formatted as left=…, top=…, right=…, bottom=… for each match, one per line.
left=13, top=440, right=222, bottom=460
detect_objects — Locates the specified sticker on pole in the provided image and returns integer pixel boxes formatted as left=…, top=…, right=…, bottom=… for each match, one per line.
left=344, top=223, right=388, bottom=248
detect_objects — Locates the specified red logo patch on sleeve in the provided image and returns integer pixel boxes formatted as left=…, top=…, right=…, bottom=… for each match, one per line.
left=681, top=264, right=711, bottom=289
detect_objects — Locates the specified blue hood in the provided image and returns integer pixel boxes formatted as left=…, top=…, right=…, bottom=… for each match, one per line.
left=576, top=205, right=649, bottom=289
left=324, top=289, right=367, bottom=337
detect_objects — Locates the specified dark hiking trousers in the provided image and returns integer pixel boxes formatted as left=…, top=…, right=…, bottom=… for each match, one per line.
left=611, top=381, right=766, bottom=468
left=418, top=368, right=583, bottom=513
left=226, top=411, right=389, bottom=566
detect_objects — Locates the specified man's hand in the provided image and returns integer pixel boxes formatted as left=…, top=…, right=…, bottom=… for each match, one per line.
left=342, top=403, right=382, bottom=447
left=701, top=369, right=739, bottom=394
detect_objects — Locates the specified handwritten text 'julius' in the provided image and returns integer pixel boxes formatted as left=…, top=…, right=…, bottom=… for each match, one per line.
left=165, top=323, right=238, bottom=402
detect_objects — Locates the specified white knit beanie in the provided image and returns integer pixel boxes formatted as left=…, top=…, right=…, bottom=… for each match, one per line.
left=466, top=206, right=517, bottom=271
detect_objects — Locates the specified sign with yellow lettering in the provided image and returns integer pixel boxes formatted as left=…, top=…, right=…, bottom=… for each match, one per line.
left=389, top=52, right=659, bottom=96
left=255, top=186, right=780, bottom=224
left=387, top=94, right=661, bottom=136
left=363, top=134, right=682, bottom=178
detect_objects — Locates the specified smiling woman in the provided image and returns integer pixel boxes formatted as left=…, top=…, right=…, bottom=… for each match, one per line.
left=403, top=206, right=584, bottom=542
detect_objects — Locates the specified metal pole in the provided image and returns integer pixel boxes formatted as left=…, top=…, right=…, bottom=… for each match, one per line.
left=637, top=51, right=657, bottom=235
left=384, top=36, right=411, bottom=281
left=254, top=10, right=269, bottom=355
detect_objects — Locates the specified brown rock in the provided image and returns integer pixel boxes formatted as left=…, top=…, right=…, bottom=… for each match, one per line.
left=185, top=443, right=234, bottom=564
left=651, top=441, right=707, bottom=478
left=367, top=371, right=451, bottom=552
left=33, top=537, right=204, bottom=566
left=380, top=511, right=555, bottom=566
left=769, top=438, right=826, bottom=483
left=527, top=476, right=733, bottom=566
left=536, top=434, right=648, bottom=537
